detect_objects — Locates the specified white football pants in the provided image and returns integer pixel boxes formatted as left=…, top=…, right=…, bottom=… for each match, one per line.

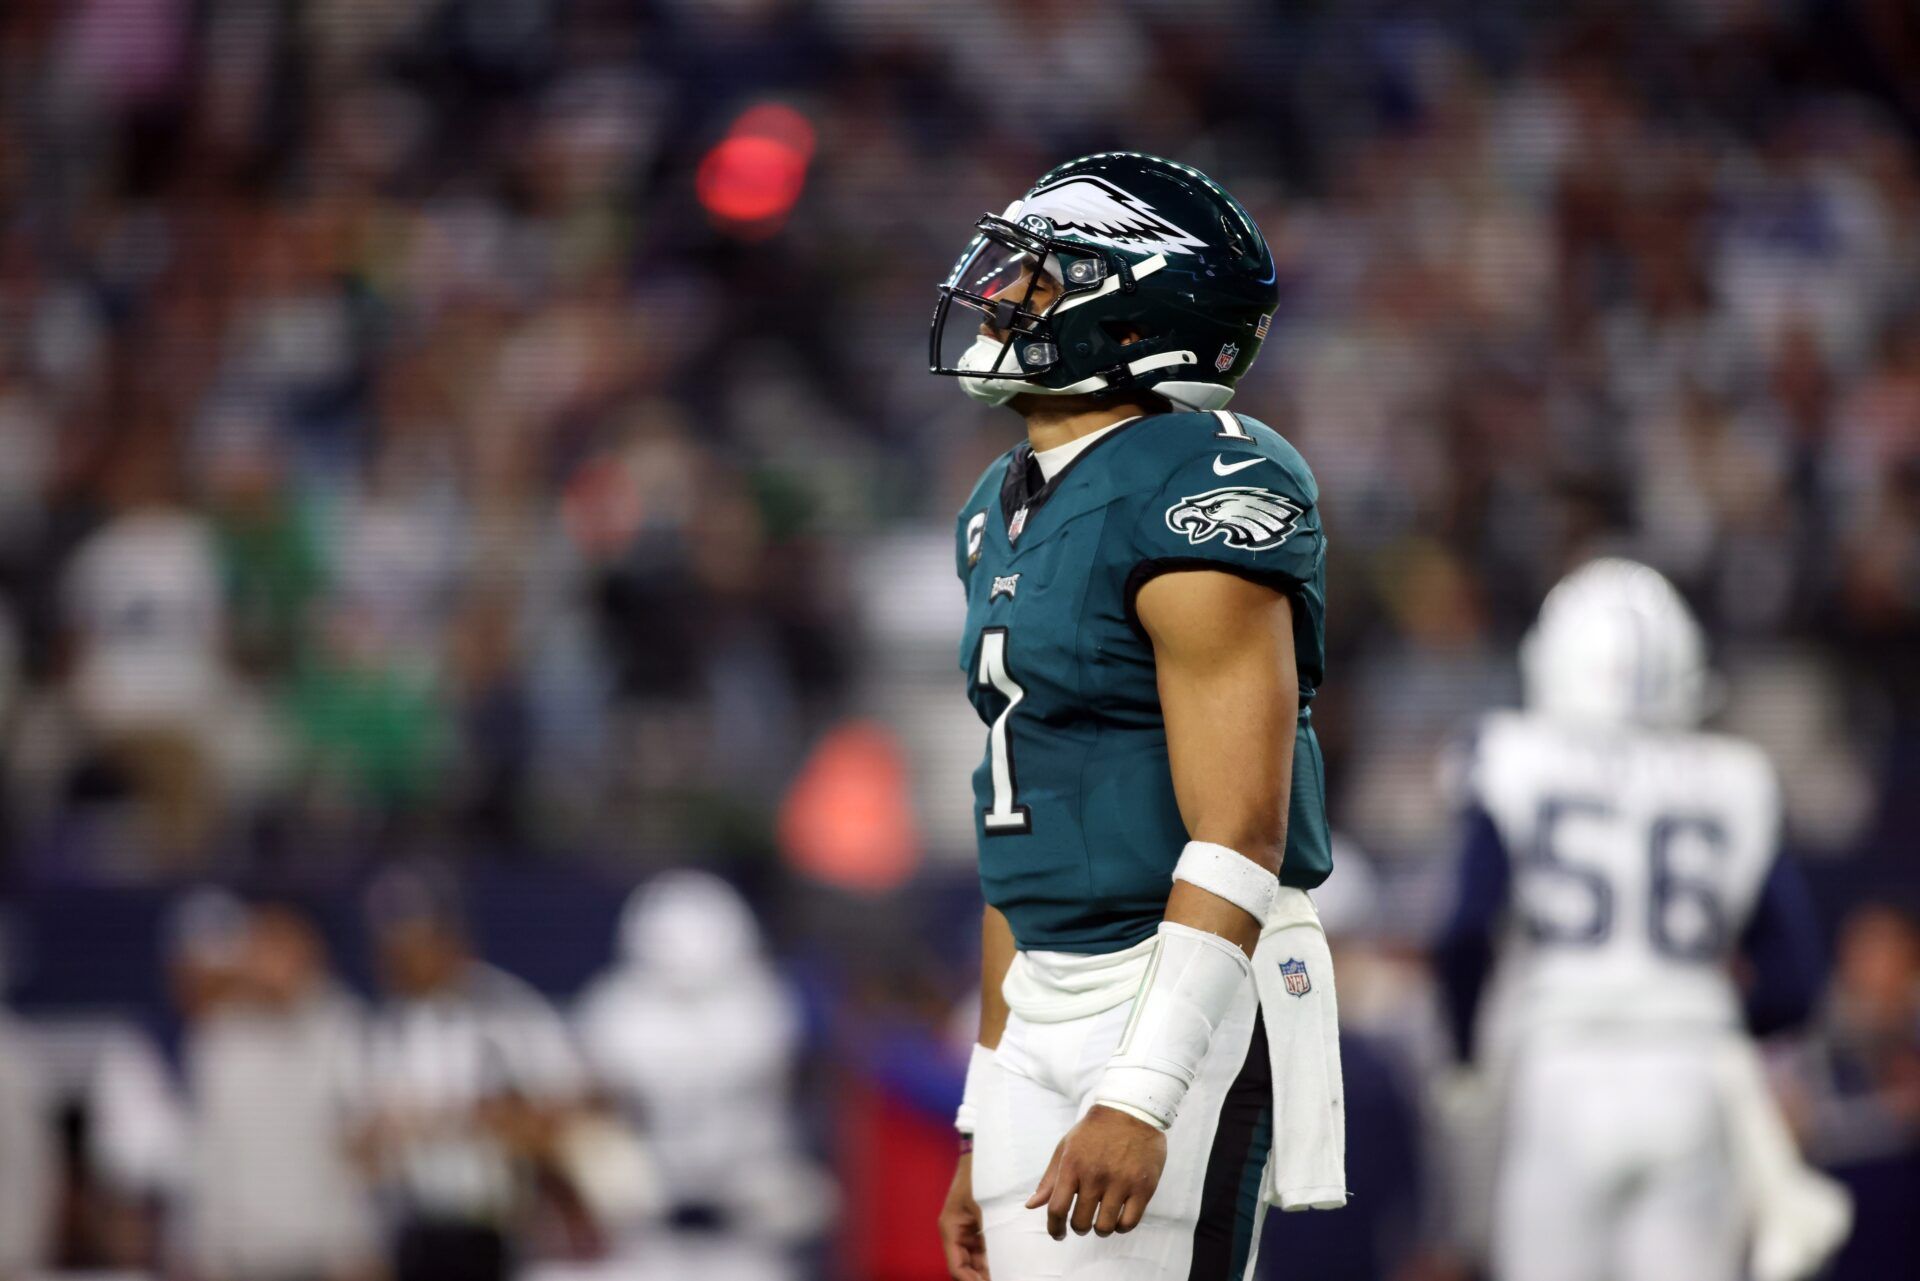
left=1494, top=1036, right=1746, bottom=1281
left=973, top=984, right=1270, bottom=1280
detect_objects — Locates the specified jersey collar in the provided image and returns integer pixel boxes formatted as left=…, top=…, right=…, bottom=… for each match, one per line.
left=999, top=414, right=1151, bottom=541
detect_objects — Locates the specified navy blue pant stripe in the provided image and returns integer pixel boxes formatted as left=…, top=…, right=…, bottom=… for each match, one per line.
left=1229, top=1104, right=1273, bottom=1278
left=1188, top=1009, right=1272, bottom=1281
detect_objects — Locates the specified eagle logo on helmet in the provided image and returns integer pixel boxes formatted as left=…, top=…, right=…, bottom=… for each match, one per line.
left=1164, top=486, right=1302, bottom=552
left=1017, top=175, right=1209, bottom=257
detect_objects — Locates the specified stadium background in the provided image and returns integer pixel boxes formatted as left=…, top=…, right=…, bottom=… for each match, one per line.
left=0, top=0, right=1916, bottom=1278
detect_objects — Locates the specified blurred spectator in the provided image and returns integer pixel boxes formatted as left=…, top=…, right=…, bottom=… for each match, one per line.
left=184, top=903, right=379, bottom=1281
left=1784, top=904, right=1920, bottom=1279
left=60, top=451, right=236, bottom=869
left=576, top=871, right=828, bottom=1278
left=360, top=867, right=589, bottom=1281
left=282, top=603, right=453, bottom=828
left=202, top=428, right=325, bottom=681
left=0, top=926, right=51, bottom=1281
left=92, top=889, right=251, bottom=1205
left=88, top=889, right=247, bottom=1267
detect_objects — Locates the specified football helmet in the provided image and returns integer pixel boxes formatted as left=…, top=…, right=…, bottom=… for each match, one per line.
left=930, top=152, right=1279, bottom=411
left=618, top=869, right=762, bottom=986
left=1521, top=558, right=1711, bottom=730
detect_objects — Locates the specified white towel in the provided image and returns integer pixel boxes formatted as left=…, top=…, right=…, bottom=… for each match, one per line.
left=1712, top=1036, right=1852, bottom=1281
left=1253, top=889, right=1349, bottom=1211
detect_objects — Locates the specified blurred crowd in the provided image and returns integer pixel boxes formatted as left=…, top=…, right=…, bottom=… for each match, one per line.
left=0, top=0, right=1918, bottom=878
left=1, top=870, right=829, bottom=1281
left=0, top=0, right=1917, bottom=1278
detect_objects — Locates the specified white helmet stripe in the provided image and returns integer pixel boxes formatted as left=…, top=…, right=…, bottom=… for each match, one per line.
left=1050, top=253, right=1169, bottom=314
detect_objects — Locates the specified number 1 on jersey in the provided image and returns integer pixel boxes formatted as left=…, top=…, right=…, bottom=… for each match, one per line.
left=976, top=628, right=1031, bottom=834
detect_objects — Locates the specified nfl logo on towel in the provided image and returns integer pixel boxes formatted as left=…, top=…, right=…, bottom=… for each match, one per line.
left=1280, top=958, right=1311, bottom=997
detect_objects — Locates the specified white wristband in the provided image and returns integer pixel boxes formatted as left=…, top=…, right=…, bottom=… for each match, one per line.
left=1173, top=840, right=1278, bottom=924
left=955, top=1043, right=993, bottom=1136
left=1092, top=921, right=1253, bottom=1130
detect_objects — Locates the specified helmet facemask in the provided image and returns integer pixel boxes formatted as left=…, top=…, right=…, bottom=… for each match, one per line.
left=931, top=212, right=1140, bottom=406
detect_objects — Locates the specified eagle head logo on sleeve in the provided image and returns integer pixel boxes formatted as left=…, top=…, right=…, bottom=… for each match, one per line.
left=1164, top=485, right=1303, bottom=552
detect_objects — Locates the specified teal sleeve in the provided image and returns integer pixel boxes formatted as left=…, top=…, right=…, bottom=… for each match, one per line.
left=1126, top=453, right=1324, bottom=600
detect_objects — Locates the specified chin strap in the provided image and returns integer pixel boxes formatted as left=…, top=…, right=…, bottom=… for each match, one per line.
left=961, top=348, right=1206, bottom=408
left=1039, top=350, right=1201, bottom=396
left=964, top=354, right=1238, bottom=412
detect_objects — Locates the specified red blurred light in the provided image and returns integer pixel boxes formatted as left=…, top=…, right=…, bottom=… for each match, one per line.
left=777, top=720, right=920, bottom=894
left=731, top=102, right=816, bottom=160
left=696, top=103, right=816, bottom=238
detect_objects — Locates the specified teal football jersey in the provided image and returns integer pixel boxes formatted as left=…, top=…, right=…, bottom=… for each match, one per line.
left=954, top=410, right=1331, bottom=954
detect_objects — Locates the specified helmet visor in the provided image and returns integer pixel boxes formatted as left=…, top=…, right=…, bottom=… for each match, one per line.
left=930, top=216, right=1108, bottom=381
left=932, top=237, right=1061, bottom=378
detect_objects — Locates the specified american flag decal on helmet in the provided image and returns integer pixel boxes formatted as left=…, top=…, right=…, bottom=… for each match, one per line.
left=1280, top=957, right=1311, bottom=997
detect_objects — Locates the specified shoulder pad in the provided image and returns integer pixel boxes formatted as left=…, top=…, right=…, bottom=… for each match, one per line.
left=1113, top=410, right=1317, bottom=503
left=1463, top=711, right=1539, bottom=800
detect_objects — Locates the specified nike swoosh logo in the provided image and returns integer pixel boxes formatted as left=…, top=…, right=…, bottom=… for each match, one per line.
left=1212, top=455, right=1266, bottom=476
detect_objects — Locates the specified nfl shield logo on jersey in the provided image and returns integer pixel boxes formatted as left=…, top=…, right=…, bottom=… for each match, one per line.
left=1008, top=506, right=1029, bottom=542
left=1280, top=958, right=1311, bottom=997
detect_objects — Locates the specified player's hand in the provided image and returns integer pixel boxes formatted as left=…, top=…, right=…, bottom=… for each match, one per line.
left=938, top=1151, right=990, bottom=1280
left=1025, top=1104, right=1167, bottom=1241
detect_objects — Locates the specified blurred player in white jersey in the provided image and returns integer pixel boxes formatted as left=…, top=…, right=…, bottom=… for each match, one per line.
left=1435, top=558, right=1851, bottom=1281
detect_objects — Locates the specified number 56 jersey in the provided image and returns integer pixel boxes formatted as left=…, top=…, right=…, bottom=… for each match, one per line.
left=1467, top=710, right=1785, bottom=1031
left=953, top=410, right=1331, bottom=955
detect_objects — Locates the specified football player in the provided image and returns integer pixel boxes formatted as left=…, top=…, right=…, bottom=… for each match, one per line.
left=929, top=153, right=1335, bottom=1280
left=1435, top=558, right=1849, bottom=1281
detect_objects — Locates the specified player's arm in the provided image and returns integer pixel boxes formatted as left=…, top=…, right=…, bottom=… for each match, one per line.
left=1027, top=569, right=1296, bottom=1241
left=1730, top=759, right=1823, bottom=1037
left=939, top=906, right=1017, bottom=1281
left=1432, top=804, right=1511, bottom=1064
left=1737, top=855, right=1825, bottom=1036
left=1146, top=569, right=1296, bottom=951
